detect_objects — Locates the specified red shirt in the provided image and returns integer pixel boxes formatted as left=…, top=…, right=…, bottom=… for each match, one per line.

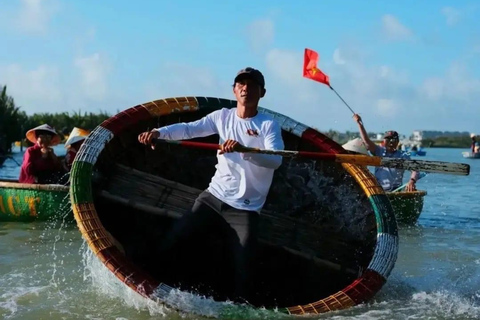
left=19, top=144, right=62, bottom=184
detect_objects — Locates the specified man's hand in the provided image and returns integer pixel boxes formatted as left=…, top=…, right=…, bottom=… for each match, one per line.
left=353, top=114, right=363, bottom=125
left=138, top=130, right=160, bottom=149
left=219, top=139, right=244, bottom=154
left=405, top=179, right=416, bottom=192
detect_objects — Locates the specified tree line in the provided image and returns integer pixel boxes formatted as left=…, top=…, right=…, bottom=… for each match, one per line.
left=321, top=129, right=474, bottom=148
left=0, top=85, right=111, bottom=153
left=1, top=84, right=474, bottom=154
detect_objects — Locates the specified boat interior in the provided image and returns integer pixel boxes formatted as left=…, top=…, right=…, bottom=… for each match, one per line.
left=91, top=110, right=378, bottom=308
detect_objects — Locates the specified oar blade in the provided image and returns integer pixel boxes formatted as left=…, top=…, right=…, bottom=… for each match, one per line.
left=381, top=158, right=470, bottom=176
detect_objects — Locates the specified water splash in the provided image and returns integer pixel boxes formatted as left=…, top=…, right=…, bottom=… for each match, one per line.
left=81, top=245, right=172, bottom=317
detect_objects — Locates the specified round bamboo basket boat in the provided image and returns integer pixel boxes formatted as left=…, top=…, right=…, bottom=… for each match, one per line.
left=0, top=179, right=70, bottom=221
left=69, top=97, right=399, bottom=318
left=387, top=190, right=427, bottom=225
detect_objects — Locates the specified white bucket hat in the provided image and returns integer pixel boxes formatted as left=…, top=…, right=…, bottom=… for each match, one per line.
left=342, top=138, right=369, bottom=155
left=64, top=127, right=89, bottom=148
left=26, top=124, right=61, bottom=146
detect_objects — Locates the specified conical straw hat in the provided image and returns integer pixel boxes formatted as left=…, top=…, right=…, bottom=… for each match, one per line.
left=64, top=127, right=89, bottom=148
left=26, top=124, right=61, bottom=146
left=342, top=138, right=369, bottom=155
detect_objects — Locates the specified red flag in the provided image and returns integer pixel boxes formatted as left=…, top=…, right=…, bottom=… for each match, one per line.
left=303, top=48, right=330, bottom=86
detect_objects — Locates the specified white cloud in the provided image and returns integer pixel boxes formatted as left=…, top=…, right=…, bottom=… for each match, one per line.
left=265, top=48, right=320, bottom=105
left=333, top=49, right=346, bottom=65
left=381, top=14, right=413, bottom=41
left=420, top=78, right=444, bottom=100
left=262, top=45, right=480, bottom=134
left=143, top=63, right=232, bottom=102
left=74, top=53, right=109, bottom=101
left=0, top=64, right=62, bottom=112
left=0, top=54, right=113, bottom=114
left=419, top=62, right=480, bottom=102
left=15, top=0, right=57, bottom=35
left=441, top=7, right=461, bottom=26
left=376, top=99, right=399, bottom=117
left=245, top=18, right=275, bottom=53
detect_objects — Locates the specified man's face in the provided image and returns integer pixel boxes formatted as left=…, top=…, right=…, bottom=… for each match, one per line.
left=384, top=137, right=399, bottom=151
left=233, top=77, right=265, bottom=109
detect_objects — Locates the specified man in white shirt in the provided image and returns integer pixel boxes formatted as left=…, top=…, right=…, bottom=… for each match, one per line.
left=138, top=67, right=284, bottom=301
left=353, top=114, right=419, bottom=191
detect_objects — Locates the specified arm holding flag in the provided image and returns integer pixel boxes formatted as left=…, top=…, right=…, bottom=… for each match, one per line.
left=352, top=114, right=377, bottom=154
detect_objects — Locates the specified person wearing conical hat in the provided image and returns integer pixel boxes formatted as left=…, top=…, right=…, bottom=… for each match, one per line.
left=19, top=124, right=65, bottom=184
left=342, top=137, right=369, bottom=155
left=63, top=127, right=89, bottom=171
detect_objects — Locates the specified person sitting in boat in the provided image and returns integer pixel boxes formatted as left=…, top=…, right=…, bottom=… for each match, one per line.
left=63, top=127, right=89, bottom=171
left=471, top=135, right=478, bottom=153
left=19, top=124, right=65, bottom=184
left=138, top=67, right=284, bottom=301
left=353, top=114, right=419, bottom=192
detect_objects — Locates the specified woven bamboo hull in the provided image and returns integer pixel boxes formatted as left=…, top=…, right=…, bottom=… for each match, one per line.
left=386, top=190, right=427, bottom=225
left=70, top=96, right=399, bottom=317
left=0, top=179, right=70, bottom=222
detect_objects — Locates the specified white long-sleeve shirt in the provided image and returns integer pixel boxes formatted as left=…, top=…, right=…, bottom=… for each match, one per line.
left=155, top=108, right=284, bottom=212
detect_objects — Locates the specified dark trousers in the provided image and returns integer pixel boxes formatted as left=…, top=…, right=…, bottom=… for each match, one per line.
left=160, top=190, right=259, bottom=301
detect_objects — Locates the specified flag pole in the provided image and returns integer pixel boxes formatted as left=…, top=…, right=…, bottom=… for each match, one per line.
left=304, top=48, right=357, bottom=115
left=329, top=85, right=355, bottom=115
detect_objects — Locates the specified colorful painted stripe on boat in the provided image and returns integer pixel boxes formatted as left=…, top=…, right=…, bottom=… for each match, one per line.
left=0, top=181, right=70, bottom=221
left=69, top=96, right=398, bottom=318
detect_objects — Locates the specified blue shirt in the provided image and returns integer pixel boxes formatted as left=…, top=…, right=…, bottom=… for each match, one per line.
left=373, top=146, right=411, bottom=191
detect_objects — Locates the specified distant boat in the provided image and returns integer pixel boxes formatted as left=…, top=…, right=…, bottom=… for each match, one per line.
left=416, top=149, right=427, bottom=156
left=342, top=140, right=427, bottom=225
left=462, top=152, right=480, bottom=159
left=405, top=145, right=427, bottom=156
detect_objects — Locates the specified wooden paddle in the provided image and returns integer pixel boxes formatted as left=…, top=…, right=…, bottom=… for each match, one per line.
left=152, top=139, right=470, bottom=176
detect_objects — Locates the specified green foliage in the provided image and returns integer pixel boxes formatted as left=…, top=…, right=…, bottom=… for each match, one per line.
left=423, top=136, right=476, bottom=148
left=22, top=110, right=111, bottom=137
left=0, top=86, right=28, bottom=153
left=0, top=85, right=111, bottom=152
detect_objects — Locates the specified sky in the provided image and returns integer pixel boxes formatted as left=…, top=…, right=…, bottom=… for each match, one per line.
left=1, top=0, right=479, bottom=136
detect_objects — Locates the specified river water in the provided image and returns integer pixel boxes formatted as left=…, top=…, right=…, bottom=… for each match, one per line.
left=1, top=146, right=479, bottom=320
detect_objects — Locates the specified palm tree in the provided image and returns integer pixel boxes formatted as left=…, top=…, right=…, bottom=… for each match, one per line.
left=0, top=85, right=111, bottom=151
left=0, top=85, right=25, bottom=153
